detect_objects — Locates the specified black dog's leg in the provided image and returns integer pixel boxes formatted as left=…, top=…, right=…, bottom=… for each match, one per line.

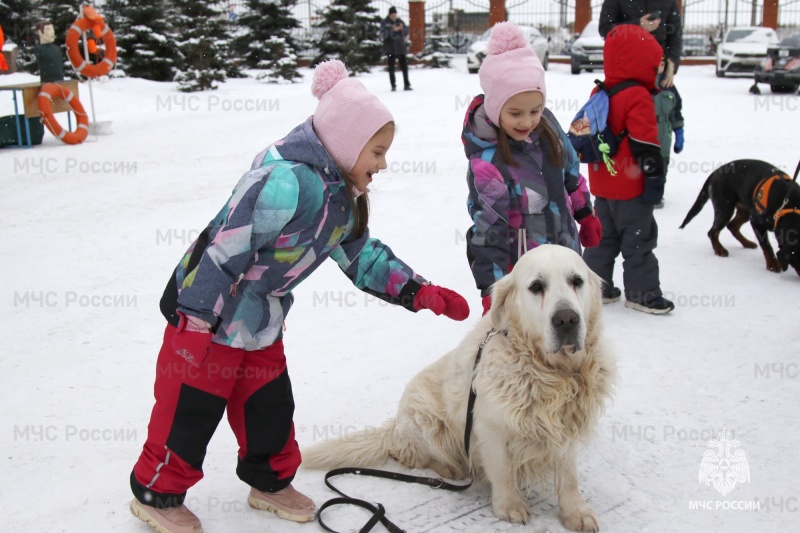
left=727, top=204, right=758, bottom=249
left=708, top=197, right=737, bottom=257
left=750, top=219, right=782, bottom=272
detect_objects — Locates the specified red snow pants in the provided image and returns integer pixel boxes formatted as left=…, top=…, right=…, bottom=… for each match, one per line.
left=130, top=324, right=300, bottom=508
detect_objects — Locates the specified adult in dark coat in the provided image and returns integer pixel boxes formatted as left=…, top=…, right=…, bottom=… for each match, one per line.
left=380, top=7, right=412, bottom=91
left=599, top=0, right=682, bottom=87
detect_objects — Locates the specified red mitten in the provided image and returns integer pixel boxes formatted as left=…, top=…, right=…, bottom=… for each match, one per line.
left=481, top=295, right=492, bottom=316
left=413, top=284, right=470, bottom=321
left=172, top=311, right=213, bottom=368
left=578, top=214, right=602, bottom=248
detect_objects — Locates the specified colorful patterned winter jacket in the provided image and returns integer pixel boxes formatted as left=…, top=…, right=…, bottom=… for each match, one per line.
left=160, top=118, right=427, bottom=350
left=463, top=95, right=594, bottom=297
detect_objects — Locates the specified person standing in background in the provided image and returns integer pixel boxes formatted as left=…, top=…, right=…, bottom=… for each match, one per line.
left=598, top=0, right=682, bottom=88
left=381, top=7, right=412, bottom=91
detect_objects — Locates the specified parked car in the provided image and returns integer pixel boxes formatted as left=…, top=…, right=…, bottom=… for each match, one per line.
left=753, top=33, right=800, bottom=93
left=683, top=33, right=712, bottom=56
left=716, top=26, right=779, bottom=77
left=467, top=24, right=549, bottom=73
left=570, top=20, right=604, bottom=75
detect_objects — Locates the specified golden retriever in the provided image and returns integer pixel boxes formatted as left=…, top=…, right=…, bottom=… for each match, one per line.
left=303, top=245, right=616, bottom=532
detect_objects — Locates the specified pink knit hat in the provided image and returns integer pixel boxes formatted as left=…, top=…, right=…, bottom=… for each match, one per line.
left=312, top=60, right=394, bottom=173
left=478, top=22, right=546, bottom=126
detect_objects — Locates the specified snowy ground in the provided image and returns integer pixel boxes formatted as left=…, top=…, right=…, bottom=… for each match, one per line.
left=1, top=57, right=799, bottom=532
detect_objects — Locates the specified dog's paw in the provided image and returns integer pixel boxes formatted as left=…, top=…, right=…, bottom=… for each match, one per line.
left=492, top=495, right=530, bottom=524
left=714, top=247, right=729, bottom=257
left=767, top=259, right=783, bottom=272
left=561, top=505, right=599, bottom=532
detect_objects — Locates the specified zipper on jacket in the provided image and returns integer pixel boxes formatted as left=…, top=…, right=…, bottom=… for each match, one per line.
left=230, top=273, right=245, bottom=297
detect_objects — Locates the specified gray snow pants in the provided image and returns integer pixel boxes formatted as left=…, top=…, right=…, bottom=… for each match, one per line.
left=582, top=197, right=663, bottom=304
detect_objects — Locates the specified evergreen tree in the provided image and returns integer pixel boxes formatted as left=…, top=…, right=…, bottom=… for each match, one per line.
left=0, top=0, right=39, bottom=72
left=104, top=0, right=180, bottom=81
left=171, top=0, right=239, bottom=92
left=313, top=0, right=382, bottom=75
left=234, top=0, right=302, bottom=83
left=420, top=14, right=452, bottom=68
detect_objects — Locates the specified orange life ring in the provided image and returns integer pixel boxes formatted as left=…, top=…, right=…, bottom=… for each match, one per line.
left=65, top=8, right=117, bottom=78
left=38, top=83, right=90, bottom=145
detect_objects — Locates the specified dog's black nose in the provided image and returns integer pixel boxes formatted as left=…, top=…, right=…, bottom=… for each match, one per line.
left=551, top=308, right=580, bottom=331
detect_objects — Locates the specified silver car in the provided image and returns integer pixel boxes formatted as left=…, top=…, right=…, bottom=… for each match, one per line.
left=467, top=24, right=550, bottom=73
left=570, top=20, right=604, bottom=75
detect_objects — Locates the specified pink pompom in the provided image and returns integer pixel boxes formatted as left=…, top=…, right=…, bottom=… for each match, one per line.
left=487, top=22, right=528, bottom=55
left=312, top=60, right=348, bottom=99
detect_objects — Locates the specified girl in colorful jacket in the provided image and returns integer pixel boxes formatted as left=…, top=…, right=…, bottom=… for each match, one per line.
left=129, top=60, right=469, bottom=533
left=463, top=22, right=602, bottom=314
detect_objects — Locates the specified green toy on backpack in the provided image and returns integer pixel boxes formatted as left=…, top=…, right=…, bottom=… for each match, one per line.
left=567, top=79, right=642, bottom=175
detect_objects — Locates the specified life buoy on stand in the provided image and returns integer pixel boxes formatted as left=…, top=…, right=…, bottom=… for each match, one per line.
left=65, top=6, right=117, bottom=78
left=38, top=83, right=90, bottom=144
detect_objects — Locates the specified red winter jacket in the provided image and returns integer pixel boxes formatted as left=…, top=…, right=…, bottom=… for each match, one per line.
left=587, top=24, right=664, bottom=201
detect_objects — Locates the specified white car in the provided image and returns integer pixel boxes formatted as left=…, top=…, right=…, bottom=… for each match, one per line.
left=467, top=24, right=549, bottom=73
left=716, top=26, right=779, bottom=77
left=570, top=20, right=605, bottom=75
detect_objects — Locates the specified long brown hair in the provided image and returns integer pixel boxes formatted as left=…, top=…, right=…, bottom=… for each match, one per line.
left=495, top=113, right=566, bottom=169
left=343, top=185, right=370, bottom=238
left=340, top=122, right=395, bottom=238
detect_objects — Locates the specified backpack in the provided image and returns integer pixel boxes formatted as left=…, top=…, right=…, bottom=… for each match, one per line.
left=567, top=79, right=642, bottom=175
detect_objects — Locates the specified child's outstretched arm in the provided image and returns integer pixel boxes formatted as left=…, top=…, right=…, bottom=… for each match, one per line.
left=467, top=158, right=512, bottom=297
left=331, top=232, right=469, bottom=320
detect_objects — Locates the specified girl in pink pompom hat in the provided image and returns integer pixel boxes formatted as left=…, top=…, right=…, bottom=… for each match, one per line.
left=463, top=22, right=602, bottom=316
left=129, top=59, right=470, bottom=533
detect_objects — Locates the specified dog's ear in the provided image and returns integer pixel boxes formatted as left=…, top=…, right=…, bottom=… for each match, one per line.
left=489, top=274, right=515, bottom=328
left=586, top=269, right=604, bottom=333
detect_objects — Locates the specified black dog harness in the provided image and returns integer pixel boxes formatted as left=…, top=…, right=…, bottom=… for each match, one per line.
left=317, top=329, right=501, bottom=533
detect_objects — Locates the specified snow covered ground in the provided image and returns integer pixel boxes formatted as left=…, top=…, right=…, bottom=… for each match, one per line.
left=1, top=57, right=799, bottom=532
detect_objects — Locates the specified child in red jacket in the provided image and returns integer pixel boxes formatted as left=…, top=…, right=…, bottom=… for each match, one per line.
left=581, top=24, right=674, bottom=314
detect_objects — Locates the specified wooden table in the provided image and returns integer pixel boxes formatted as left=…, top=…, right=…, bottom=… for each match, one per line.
left=0, top=80, right=79, bottom=147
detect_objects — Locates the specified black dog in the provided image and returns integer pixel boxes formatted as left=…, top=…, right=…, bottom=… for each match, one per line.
left=680, top=159, right=800, bottom=275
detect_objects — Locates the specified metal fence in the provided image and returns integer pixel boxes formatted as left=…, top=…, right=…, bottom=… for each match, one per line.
left=228, top=0, right=800, bottom=56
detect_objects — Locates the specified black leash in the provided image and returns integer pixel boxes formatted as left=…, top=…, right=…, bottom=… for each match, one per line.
left=317, top=329, right=500, bottom=533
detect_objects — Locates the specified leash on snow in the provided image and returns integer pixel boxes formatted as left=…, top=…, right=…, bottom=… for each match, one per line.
left=317, top=329, right=501, bottom=533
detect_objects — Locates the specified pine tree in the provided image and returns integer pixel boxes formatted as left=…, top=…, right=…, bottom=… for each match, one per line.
left=313, top=0, right=382, bottom=75
left=0, top=0, right=39, bottom=72
left=234, top=0, right=302, bottom=83
left=171, top=0, right=239, bottom=92
left=104, top=0, right=180, bottom=81
left=420, top=14, right=452, bottom=68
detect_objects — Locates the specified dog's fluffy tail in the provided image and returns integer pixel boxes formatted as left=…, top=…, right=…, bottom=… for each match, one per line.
left=302, top=420, right=396, bottom=470
left=680, top=175, right=713, bottom=229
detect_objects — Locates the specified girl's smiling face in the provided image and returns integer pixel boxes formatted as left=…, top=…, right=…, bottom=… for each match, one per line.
left=349, top=122, right=395, bottom=194
left=499, top=91, right=544, bottom=141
